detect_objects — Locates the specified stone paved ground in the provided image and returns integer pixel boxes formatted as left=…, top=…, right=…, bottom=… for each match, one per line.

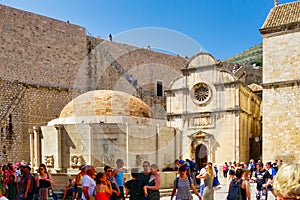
left=161, top=178, right=277, bottom=200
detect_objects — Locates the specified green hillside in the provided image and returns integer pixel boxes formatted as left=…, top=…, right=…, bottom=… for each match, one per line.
left=224, top=43, right=263, bottom=66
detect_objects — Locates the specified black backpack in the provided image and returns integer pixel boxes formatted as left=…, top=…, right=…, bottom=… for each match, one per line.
left=189, top=161, right=196, bottom=172
left=226, top=178, right=243, bottom=200
left=175, top=176, right=192, bottom=188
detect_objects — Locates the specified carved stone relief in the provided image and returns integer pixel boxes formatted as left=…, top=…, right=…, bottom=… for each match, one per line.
left=189, top=115, right=215, bottom=129
left=136, top=154, right=147, bottom=167
left=70, top=155, right=84, bottom=168
left=102, top=138, right=116, bottom=166
left=103, top=154, right=115, bottom=166
left=44, top=155, right=54, bottom=168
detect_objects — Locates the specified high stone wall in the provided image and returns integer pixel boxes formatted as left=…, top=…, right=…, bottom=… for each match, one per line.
left=0, top=4, right=187, bottom=163
left=0, top=4, right=87, bottom=89
left=0, top=79, right=74, bottom=162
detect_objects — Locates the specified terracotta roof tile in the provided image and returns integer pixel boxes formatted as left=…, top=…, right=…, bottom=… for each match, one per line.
left=262, top=1, right=300, bottom=29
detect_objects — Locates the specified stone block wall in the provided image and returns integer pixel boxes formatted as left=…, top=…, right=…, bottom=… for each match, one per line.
left=0, top=79, right=73, bottom=163
left=263, top=31, right=300, bottom=83
left=262, top=85, right=300, bottom=163
left=262, top=29, right=300, bottom=163
left=0, top=80, right=26, bottom=162
left=0, top=4, right=188, bottom=163
left=0, top=4, right=87, bottom=89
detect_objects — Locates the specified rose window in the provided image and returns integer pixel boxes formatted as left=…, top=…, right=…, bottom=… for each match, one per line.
left=192, top=83, right=211, bottom=105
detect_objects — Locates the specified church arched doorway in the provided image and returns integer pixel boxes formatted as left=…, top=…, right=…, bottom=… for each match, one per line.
left=195, top=144, right=208, bottom=170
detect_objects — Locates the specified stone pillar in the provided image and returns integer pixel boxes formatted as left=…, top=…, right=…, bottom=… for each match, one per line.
left=29, top=128, right=34, bottom=169
left=156, top=124, right=159, bottom=165
left=126, top=123, right=129, bottom=169
left=208, top=139, right=212, bottom=162
left=54, top=124, right=63, bottom=170
left=33, top=126, right=41, bottom=170
left=88, top=124, right=92, bottom=165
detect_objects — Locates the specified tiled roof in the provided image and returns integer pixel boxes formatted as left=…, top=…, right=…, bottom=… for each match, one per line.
left=261, top=1, right=300, bottom=29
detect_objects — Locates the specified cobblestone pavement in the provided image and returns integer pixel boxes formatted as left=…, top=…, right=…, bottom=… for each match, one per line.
left=161, top=178, right=277, bottom=200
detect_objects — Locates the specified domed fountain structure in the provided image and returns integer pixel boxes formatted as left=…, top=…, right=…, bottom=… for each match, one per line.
left=31, top=90, right=179, bottom=173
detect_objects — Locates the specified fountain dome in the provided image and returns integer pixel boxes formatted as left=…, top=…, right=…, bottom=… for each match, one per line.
left=59, top=90, right=153, bottom=118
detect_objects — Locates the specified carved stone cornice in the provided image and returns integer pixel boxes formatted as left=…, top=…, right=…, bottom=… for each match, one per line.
left=262, top=79, right=300, bottom=89
left=260, top=22, right=300, bottom=36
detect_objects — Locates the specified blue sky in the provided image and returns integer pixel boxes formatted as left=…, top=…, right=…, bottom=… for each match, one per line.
left=0, top=0, right=296, bottom=60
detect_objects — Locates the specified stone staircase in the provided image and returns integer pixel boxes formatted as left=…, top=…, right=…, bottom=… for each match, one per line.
left=0, top=87, right=26, bottom=124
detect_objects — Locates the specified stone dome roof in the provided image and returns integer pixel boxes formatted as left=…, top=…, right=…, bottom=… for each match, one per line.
left=59, top=90, right=153, bottom=118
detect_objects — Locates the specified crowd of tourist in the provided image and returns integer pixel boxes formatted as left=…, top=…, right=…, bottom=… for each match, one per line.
left=0, top=160, right=55, bottom=200
left=79, top=160, right=162, bottom=200
left=0, top=158, right=298, bottom=200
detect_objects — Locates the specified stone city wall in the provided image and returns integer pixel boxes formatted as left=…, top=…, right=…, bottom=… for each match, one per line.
left=0, top=4, right=87, bottom=89
left=0, top=4, right=187, bottom=163
left=0, top=79, right=74, bottom=163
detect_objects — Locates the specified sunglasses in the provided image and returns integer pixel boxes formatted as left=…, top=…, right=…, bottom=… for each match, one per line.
left=107, top=170, right=112, bottom=172
left=39, top=168, right=44, bottom=171
left=143, top=165, right=149, bottom=167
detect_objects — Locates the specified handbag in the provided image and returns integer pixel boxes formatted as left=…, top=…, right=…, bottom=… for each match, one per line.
left=48, top=187, right=53, bottom=197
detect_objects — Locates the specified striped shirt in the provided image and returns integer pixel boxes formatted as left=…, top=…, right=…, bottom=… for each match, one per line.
left=173, top=176, right=193, bottom=200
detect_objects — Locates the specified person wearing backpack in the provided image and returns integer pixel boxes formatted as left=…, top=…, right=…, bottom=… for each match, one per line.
left=170, top=165, right=201, bottom=200
left=227, top=168, right=250, bottom=200
left=189, top=158, right=197, bottom=185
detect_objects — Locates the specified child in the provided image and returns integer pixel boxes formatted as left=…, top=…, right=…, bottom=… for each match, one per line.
left=62, top=178, right=75, bottom=200
left=7, top=174, right=17, bottom=200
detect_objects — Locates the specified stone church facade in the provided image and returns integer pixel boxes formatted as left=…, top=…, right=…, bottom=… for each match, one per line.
left=260, top=1, right=300, bottom=163
left=166, top=53, right=261, bottom=168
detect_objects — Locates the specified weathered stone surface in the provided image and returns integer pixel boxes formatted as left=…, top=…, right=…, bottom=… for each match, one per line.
left=261, top=1, right=300, bottom=164
left=0, top=4, right=186, bottom=163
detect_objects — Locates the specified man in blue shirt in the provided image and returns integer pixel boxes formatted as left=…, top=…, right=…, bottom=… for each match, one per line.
left=115, top=159, right=127, bottom=200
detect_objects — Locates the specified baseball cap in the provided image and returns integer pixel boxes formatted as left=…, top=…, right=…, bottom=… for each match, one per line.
left=178, top=160, right=185, bottom=165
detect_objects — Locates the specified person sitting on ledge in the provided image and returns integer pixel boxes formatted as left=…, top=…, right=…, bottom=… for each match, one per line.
left=62, top=178, right=75, bottom=200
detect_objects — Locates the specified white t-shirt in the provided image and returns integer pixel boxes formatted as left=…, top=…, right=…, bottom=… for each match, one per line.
left=0, top=196, right=8, bottom=200
left=81, top=175, right=96, bottom=200
left=199, top=167, right=206, bottom=185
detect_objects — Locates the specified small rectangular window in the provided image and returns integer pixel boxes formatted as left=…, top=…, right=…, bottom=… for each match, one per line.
left=157, top=81, right=163, bottom=96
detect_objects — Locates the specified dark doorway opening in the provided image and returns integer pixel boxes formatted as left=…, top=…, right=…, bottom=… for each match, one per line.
left=195, top=144, right=208, bottom=170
